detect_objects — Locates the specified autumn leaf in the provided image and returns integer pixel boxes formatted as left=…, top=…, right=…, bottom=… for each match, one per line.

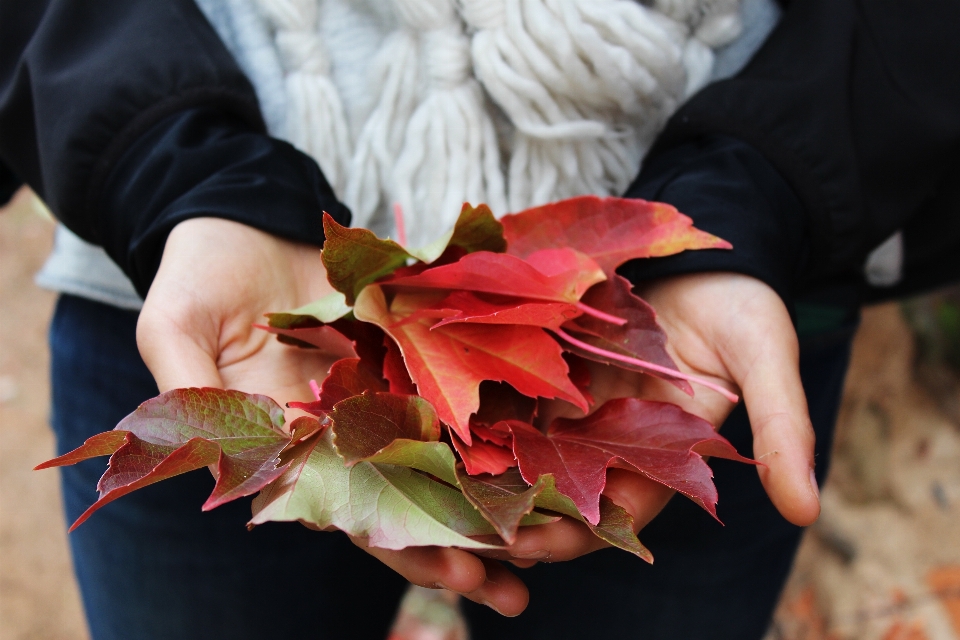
left=383, top=337, right=418, bottom=395
left=559, top=275, right=692, bottom=394
left=451, top=429, right=517, bottom=476
left=322, top=213, right=413, bottom=304
left=265, top=291, right=353, bottom=327
left=501, top=195, right=731, bottom=273
left=429, top=291, right=581, bottom=331
left=455, top=466, right=545, bottom=544
left=254, top=323, right=358, bottom=358
left=354, top=286, right=587, bottom=443
left=386, top=249, right=605, bottom=304
left=507, top=398, right=753, bottom=525
left=531, top=473, right=652, bottom=561
left=407, top=202, right=507, bottom=264
left=37, top=389, right=293, bottom=530
left=330, top=392, right=441, bottom=461
left=250, top=430, right=501, bottom=550
left=287, top=357, right=386, bottom=417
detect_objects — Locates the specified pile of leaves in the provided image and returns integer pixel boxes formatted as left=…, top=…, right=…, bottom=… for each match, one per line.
left=38, top=196, right=752, bottom=560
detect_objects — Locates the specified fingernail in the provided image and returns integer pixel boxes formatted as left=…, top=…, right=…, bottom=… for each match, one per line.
left=809, top=468, right=820, bottom=500
left=480, top=599, right=504, bottom=615
left=513, top=548, right=550, bottom=560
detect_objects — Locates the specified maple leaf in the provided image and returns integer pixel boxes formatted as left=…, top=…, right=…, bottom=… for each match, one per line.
left=507, top=398, right=753, bottom=525
left=451, top=429, right=517, bottom=476
left=501, top=195, right=731, bottom=273
left=559, top=275, right=692, bottom=394
left=330, top=392, right=441, bottom=462
left=383, top=337, right=418, bottom=395
left=429, top=291, right=581, bottom=330
left=353, top=286, right=587, bottom=443
left=254, top=323, right=358, bottom=358
left=386, top=249, right=606, bottom=305
left=265, top=291, right=353, bottom=327
left=36, top=389, right=293, bottom=530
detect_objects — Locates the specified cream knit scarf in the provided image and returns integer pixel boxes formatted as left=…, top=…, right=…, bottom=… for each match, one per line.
left=255, top=0, right=742, bottom=246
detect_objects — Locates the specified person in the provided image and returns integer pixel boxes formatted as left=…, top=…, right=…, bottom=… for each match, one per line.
left=2, top=0, right=959, bottom=638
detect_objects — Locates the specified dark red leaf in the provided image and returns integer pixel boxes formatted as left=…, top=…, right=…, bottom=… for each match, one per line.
left=330, top=392, right=441, bottom=465
left=383, top=336, right=418, bottom=395
left=561, top=275, right=692, bottom=394
left=474, top=382, right=537, bottom=427
left=501, top=195, right=731, bottom=273
left=507, top=398, right=753, bottom=525
left=287, top=357, right=386, bottom=416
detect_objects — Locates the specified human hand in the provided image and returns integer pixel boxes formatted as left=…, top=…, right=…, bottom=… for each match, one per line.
left=491, top=272, right=820, bottom=564
left=137, top=217, right=530, bottom=616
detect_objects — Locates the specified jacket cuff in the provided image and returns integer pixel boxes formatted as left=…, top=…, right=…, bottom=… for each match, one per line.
left=619, top=135, right=807, bottom=310
left=97, top=107, right=351, bottom=297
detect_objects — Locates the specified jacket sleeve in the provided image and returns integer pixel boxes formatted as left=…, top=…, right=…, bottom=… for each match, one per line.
left=625, top=0, right=960, bottom=303
left=0, top=0, right=348, bottom=296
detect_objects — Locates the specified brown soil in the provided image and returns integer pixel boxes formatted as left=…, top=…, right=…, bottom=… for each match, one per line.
left=1, top=190, right=958, bottom=640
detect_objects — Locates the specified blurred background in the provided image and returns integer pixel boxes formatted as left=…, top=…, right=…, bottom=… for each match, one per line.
left=1, top=189, right=958, bottom=640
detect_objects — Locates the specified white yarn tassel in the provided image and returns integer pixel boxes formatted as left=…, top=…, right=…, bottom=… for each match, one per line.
left=462, top=0, right=689, bottom=212
left=384, top=0, right=505, bottom=246
left=258, top=0, right=352, bottom=196
left=343, top=29, right=420, bottom=233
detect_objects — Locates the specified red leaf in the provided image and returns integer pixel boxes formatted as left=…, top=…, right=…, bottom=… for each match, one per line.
left=561, top=275, right=693, bottom=394
left=451, top=430, right=516, bottom=476
left=69, top=434, right=222, bottom=531
left=501, top=195, right=731, bottom=273
left=354, top=286, right=587, bottom=443
left=35, top=431, right=130, bottom=469
left=383, top=337, right=418, bottom=395
left=429, top=291, right=581, bottom=330
left=474, top=382, right=537, bottom=427
left=386, top=249, right=605, bottom=304
left=288, top=358, right=386, bottom=416
left=563, top=354, right=595, bottom=406
left=254, top=324, right=357, bottom=358
left=507, top=398, right=753, bottom=525
left=43, top=388, right=294, bottom=529
left=330, top=392, right=441, bottom=465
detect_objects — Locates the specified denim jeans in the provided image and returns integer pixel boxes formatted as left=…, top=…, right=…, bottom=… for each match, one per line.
left=50, top=293, right=857, bottom=639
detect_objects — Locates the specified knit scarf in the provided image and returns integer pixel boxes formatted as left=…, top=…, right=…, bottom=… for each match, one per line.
left=255, top=0, right=742, bottom=246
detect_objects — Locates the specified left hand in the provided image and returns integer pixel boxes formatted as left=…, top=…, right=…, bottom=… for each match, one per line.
left=487, top=272, right=821, bottom=565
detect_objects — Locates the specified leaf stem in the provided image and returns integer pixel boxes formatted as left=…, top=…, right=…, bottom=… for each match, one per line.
left=309, top=379, right=322, bottom=401
left=393, top=202, right=407, bottom=247
left=553, top=328, right=740, bottom=403
left=575, top=301, right=627, bottom=326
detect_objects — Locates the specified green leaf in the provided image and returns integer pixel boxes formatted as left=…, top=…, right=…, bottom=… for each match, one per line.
left=265, top=292, right=353, bottom=328
left=408, top=203, right=507, bottom=263
left=455, top=467, right=547, bottom=544
left=533, top=474, right=653, bottom=562
left=322, top=213, right=413, bottom=305
left=250, top=431, right=501, bottom=550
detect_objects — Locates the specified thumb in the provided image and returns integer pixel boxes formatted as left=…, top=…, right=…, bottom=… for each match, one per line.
left=734, top=323, right=820, bottom=526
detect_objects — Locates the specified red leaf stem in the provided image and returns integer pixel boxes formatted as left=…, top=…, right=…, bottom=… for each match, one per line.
left=393, top=202, right=407, bottom=246
left=552, top=328, right=740, bottom=403
left=575, top=301, right=627, bottom=326
left=309, top=379, right=322, bottom=401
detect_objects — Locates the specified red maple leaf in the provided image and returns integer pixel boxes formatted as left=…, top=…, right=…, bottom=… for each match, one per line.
left=507, top=398, right=754, bottom=525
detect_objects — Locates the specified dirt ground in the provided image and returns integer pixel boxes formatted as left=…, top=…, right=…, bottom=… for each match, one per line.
left=1, top=190, right=958, bottom=639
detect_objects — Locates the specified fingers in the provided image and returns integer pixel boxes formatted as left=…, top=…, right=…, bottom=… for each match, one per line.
left=723, top=290, right=820, bottom=526
left=358, top=543, right=529, bottom=617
